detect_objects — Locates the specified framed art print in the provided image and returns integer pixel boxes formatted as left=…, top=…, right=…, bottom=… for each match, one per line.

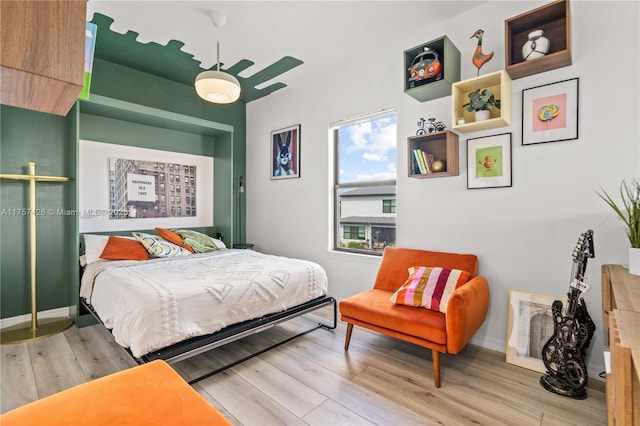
left=522, top=78, right=579, bottom=146
left=271, top=124, right=300, bottom=179
left=79, top=140, right=213, bottom=232
left=467, top=133, right=512, bottom=189
left=506, top=290, right=562, bottom=373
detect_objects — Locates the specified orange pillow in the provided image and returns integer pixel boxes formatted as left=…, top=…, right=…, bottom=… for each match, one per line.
left=155, top=227, right=195, bottom=253
left=100, top=236, right=149, bottom=260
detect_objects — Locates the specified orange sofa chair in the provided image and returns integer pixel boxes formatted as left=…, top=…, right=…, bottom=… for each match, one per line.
left=0, top=360, right=231, bottom=426
left=339, top=247, right=490, bottom=388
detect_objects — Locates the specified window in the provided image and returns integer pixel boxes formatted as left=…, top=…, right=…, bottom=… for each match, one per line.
left=332, top=110, right=397, bottom=255
left=382, top=199, right=396, bottom=213
left=343, top=226, right=365, bottom=240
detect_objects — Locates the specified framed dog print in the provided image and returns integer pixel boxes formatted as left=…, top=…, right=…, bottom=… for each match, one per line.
left=271, top=124, right=300, bottom=179
left=522, top=78, right=579, bottom=145
left=467, top=133, right=512, bottom=189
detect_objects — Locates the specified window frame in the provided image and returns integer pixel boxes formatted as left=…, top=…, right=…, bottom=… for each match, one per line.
left=331, top=109, right=397, bottom=256
left=382, top=199, right=396, bottom=214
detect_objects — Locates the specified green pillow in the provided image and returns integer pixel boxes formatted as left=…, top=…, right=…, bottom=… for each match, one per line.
left=173, top=229, right=219, bottom=253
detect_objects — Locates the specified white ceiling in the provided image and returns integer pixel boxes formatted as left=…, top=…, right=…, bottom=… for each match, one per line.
left=86, top=1, right=484, bottom=88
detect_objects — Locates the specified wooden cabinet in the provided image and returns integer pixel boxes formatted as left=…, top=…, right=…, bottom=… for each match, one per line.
left=407, top=130, right=459, bottom=178
left=404, top=36, right=460, bottom=102
left=451, top=70, right=512, bottom=133
left=1, top=0, right=86, bottom=116
left=602, top=264, right=640, bottom=425
left=504, top=0, right=572, bottom=80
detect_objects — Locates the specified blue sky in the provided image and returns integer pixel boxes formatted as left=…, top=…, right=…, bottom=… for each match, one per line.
left=338, top=111, right=397, bottom=183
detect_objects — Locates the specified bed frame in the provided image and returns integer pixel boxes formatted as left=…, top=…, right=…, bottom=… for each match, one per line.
left=81, top=295, right=336, bottom=384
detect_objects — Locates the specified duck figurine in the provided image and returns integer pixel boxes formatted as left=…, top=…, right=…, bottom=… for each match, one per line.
left=470, top=29, right=494, bottom=76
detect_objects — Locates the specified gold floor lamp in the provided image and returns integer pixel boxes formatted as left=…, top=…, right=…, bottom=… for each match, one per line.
left=0, top=162, right=74, bottom=344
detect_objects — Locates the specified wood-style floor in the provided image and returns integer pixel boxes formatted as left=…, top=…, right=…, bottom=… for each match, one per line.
left=1, top=307, right=607, bottom=425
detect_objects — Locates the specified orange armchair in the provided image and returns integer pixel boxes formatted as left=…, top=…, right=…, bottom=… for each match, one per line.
left=339, top=247, right=490, bottom=388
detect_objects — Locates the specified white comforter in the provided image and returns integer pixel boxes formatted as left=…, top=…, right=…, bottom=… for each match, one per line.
left=80, top=249, right=328, bottom=358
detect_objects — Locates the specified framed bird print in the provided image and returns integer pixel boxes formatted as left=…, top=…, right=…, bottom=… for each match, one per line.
left=271, top=124, right=300, bottom=180
left=522, top=78, right=579, bottom=146
left=467, top=133, right=512, bottom=189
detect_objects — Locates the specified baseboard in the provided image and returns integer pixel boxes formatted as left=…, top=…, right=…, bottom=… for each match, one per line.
left=469, top=334, right=605, bottom=385
left=0, top=307, right=71, bottom=329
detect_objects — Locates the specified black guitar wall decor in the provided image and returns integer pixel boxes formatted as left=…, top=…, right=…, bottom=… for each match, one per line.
left=540, top=230, right=596, bottom=399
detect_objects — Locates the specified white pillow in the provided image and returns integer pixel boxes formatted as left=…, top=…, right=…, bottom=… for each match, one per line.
left=212, top=238, right=226, bottom=249
left=83, top=234, right=110, bottom=265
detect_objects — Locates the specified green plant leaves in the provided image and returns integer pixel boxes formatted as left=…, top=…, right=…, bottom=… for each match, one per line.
left=597, top=178, right=640, bottom=248
left=462, top=88, right=501, bottom=112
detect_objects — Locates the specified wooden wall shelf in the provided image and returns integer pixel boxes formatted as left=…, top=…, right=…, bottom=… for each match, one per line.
left=407, top=130, right=459, bottom=178
left=505, top=0, right=572, bottom=80
left=0, top=1, right=86, bottom=116
left=451, top=70, right=512, bottom=133
left=404, top=36, right=460, bottom=102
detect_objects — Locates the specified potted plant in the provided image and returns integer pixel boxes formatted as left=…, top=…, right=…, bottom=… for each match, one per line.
left=462, top=88, right=501, bottom=122
left=597, top=178, right=640, bottom=275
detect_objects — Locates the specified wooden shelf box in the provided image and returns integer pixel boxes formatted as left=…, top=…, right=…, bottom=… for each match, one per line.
left=0, top=0, right=86, bottom=116
left=407, top=130, right=459, bottom=178
left=404, top=36, right=460, bottom=102
left=505, top=0, right=572, bottom=80
left=451, top=70, right=512, bottom=133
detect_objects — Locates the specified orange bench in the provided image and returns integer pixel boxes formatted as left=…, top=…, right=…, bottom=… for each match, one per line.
left=340, top=247, right=490, bottom=388
left=1, top=360, right=231, bottom=426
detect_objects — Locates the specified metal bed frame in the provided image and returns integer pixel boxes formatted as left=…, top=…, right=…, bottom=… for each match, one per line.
left=81, top=295, right=336, bottom=385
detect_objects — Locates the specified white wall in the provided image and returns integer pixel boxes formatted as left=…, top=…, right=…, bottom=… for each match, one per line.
left=341, top=196, right=396, bottom=219
left=246, top=1, right=640, bottom=380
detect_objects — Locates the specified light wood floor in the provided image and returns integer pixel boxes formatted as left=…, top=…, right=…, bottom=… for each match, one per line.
left=1, top=308, right=607, bottom=425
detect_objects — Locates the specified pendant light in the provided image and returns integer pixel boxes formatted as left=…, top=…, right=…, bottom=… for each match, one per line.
left=195, top=12, right=241, bottom=104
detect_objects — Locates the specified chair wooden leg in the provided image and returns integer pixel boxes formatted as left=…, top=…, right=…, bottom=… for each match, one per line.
left=432, top=349, right=441, bottom=388
left=344, top=323, right=354, bottom=350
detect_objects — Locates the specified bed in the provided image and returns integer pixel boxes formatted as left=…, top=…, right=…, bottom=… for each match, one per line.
left=79, top=232, right=335, bottom=383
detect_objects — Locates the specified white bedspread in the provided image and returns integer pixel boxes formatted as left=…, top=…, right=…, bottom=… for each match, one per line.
left=80, top=250, right=328, bottom=358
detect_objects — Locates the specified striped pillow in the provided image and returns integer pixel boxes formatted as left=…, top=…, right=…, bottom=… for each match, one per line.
left=389, top=266, right=471, bottom=313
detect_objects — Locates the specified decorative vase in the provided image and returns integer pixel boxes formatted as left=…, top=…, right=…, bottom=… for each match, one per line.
left=629, top=247, right=640, bottom=276
left=432, top=160, right=446, bottom=172
left=522, top=29, right=550, bottom=61
left=475, top=110, right=490, bottom=122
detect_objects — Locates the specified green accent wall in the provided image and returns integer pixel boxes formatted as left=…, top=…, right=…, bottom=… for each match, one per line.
left=1, top=57, right=247, bottom=321
left=1, top=106, right=76, bottom=318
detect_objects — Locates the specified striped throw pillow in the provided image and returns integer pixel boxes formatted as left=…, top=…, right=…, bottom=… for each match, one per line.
left=389, top=266, right=471, bottom=313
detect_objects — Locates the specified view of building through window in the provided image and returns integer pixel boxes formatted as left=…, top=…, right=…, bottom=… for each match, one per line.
left=332, top=110, right=396, bottom=254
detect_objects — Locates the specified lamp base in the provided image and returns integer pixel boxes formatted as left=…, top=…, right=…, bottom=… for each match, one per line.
left=1, top=317, right=73, bottom=344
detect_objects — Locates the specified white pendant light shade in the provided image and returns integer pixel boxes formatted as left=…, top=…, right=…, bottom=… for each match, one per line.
left=195, top=40, right=241, bottom=104
left=195, top=70, right=240, bottom=104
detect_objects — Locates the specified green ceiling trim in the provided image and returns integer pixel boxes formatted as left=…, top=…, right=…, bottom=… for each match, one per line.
left=90, top=13, right=303, bottom=103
